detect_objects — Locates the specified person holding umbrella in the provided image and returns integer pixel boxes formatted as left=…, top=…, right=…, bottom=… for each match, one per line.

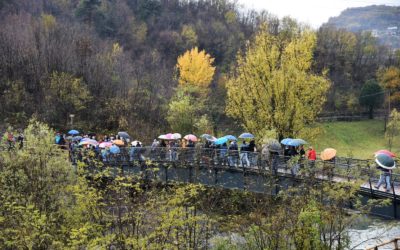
left=320, top=148, right=337, bottom=181
left=374, top=153, right=395, bottom=192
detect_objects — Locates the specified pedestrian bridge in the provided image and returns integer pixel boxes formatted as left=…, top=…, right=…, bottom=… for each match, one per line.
left=74, top=147, right=400, bottom=219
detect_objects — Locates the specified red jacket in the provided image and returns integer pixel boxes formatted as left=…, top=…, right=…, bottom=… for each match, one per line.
left=307, top=149, right=316, bottom=160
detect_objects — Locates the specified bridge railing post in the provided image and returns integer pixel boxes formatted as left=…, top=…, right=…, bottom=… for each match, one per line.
left=392, top=174, right=398, bottom=219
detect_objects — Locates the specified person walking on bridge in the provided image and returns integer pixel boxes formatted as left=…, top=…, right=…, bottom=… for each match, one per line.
left=240, top=141, right=250, bottom=168
left=307, top=146, right=316, bottom=168
left=374, top=153, right=395, bottom=192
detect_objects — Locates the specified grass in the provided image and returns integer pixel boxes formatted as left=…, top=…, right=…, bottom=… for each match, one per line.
left=312, top=120, right=400, bottom=159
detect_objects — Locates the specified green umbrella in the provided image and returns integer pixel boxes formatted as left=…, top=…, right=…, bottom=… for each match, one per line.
left=375, top=153, right=396, bottom=170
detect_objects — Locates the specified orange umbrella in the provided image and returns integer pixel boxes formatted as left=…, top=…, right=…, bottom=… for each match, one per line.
left=112, top=139, right=125, bottom=146
left=320, top=148, right=337, bottom=161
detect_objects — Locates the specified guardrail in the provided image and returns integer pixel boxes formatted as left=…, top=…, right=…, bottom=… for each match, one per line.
left=366, top=237, right=400, bottom=250
left=71, top=147, right=400, bottom=196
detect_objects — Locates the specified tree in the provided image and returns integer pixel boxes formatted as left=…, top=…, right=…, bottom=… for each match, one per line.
left=359, top=79, right=384, bottom=119
left=176, top=47, right=215, bottom=90
left=378, top=66, right=400, bottom=108
left=75, top=0, right=102, bottom=25
left=0, top=120, right=74, bottom=248
left=41, top=72, right=91, bottom=127
left=168, top=48, right=215, bottom=133
left=167, top=91, right=200, bottom=135
left=226, top=23, right=330, bottom=140
left=385, top=109, right=400, bottom=150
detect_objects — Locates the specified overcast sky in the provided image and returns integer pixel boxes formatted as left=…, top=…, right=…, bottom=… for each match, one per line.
left=237, top=0, right=400, bottom=28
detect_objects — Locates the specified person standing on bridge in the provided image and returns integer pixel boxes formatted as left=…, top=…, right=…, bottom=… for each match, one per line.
left=240, top=141, right=250, bottom=167
left=375, top=167, right=392, bottom=192
left=228, top=141, right=238, bottom=167
left=307, top=146, right=316, bottom=168
left=374, top=153, right=395, bottom=192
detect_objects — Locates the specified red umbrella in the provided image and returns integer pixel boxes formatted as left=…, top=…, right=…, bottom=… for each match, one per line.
left=374, top=150, right=395, bottom=158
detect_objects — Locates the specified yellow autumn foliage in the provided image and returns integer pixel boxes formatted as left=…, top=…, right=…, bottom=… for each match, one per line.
left=176, top=47, right=215, bottom=87
left=226, top=24, right=330, bottom=139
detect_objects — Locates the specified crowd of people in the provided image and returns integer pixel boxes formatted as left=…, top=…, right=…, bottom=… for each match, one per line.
left=60, top=132, right=260, bottom=168
left=1, top=129, right=396, bottom=193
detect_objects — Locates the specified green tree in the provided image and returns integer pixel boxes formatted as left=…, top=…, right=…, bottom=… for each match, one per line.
left=41, top=71, right=91, bottom=127
left=385, top=109, right=400, bottom=150
left=167, top=91, right=200, bottom=134
left=0, top=120, right=74, bottom=248
left=359, top=79, right=384, bottom=119
left=226, top=23, right=330, bottom=139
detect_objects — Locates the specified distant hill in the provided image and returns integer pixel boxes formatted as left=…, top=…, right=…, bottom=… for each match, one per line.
left=324, top=5, right=400, bottom=48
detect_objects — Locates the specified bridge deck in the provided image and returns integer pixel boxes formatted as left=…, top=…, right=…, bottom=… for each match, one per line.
left=73, top=147, right=400, bottom=198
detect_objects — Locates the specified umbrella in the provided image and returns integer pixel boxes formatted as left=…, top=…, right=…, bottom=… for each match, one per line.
left=159, top=133, right=180, bottom=140
left=71, top=136, right=82, bottom=142
left=224, top=135, right=238, bottom=141
left=375, top=153, right=396, bottom=169
left=118, top=131, right=130, bottom=139
left=113, top=139, right=125, bottom=146
left=79, top=139, right=98, bottom=146
left=267, top=139, right=281, bottom=152
left=110, top=145, right=120, bottom=154
left=131, top=140, right=142, bottom=146
left=158, top=134, right=167, bottom=140
left=173, top=133, right=182, bottom=139
left=320, top=148, right=337, bottom=161
left=201, top=134, right=213, bottom=139
left=184, top=134, right=198, bottom=142
left=68, top=129, right=79, bottom=135
left=208, top=136, right=217, bottom=142
left=287, top=139, right=307, bottom=147
left=214, top=137, right=228, bottom=145
left=374, top=150, right=396, bottom=158
left=201, top=134, right=217, bottom=141
left=99, top=141, right=113, bottom=148
left=280, top=138, right=293, bottom=145
left=239, top=133, right=255, bottom=139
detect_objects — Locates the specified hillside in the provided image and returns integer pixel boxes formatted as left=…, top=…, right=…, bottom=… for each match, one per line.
left=324, top=5, right=400, bottom=48
left=312, top=120, right=400, bottom=159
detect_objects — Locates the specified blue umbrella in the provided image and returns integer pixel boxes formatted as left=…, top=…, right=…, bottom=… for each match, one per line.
left=287, top=139, right=307, bottom=147
left=110, top=145, right=120, bottom=154
left=214, top=137, right=228, bottom=145
left=280, top=138, right=293, bottom=145
left=238, top=133, right=255, bottom=139
left=224, top=135, right=238, bottom=141
left=68, top=129, right=79, bottom=135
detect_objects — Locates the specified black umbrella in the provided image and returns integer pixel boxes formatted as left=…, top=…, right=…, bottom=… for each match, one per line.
left=118, top=131, right=130, bottom=139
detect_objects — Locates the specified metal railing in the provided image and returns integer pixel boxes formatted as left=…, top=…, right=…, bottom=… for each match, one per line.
left=71, top=147, right=399, bottom=194
left=366, top=237, right=400, bottom=250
